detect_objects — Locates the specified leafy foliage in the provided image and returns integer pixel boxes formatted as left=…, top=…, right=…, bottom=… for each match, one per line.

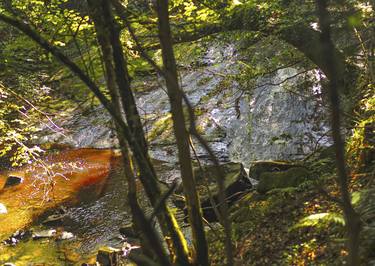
left=0, top=83, right=46, bottom=167
left=291, top=212, right=345, bottom=230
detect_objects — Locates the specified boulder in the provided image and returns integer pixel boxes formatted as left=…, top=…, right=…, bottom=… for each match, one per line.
left=179, top=162, right=252, bottom=222
left=257, top=167, right=310, bottom=194
left=249, top=160, right=299, bottom=180
left=4, top=175, right=23, bottom=188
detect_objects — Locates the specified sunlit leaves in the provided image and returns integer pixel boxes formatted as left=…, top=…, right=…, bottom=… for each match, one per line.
left=0, top=82, right=46, bottom=167
left=291, top=213, right=345, bottom=230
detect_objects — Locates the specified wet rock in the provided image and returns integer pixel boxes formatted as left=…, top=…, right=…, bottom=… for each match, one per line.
left=176, top=162, right=252, bottom=222
left=249, top=160, right=299, bottom=180
left=32, top=229, right=57, bottom=240
left=257, top=167, right=310, bottom=194
left=58, top=231, right=74, bottom=240
left=4, top=175, right=23, bottom=188
left=3, top=230, right=32, bottom=246
left=119, top=224, right=137, bottom=239
left=0, top=203, right=7, bottom=214
left=42, top=213, right=66, bottom=226
left=32, top=228, right=74, bottom=240
left=200, top=163, right=252, bottom=221
left=96, top=247, right=120, bottom=266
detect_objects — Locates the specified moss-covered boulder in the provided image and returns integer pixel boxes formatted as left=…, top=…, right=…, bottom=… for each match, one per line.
left=249, top=160, right=299, bottom=180
left=257, top=167, right=310, bottom=194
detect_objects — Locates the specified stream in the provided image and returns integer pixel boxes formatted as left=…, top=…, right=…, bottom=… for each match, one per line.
left=0, top=149, right=131, bottom=264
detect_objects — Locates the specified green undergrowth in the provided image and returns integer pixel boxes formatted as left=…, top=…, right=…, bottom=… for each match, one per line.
left=207, top=151, right=375, bottom=265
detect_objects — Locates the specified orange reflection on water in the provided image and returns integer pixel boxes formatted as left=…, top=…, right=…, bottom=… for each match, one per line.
left=0, top=148, right=120, bottom=239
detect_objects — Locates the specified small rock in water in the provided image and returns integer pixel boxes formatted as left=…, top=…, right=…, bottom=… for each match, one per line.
left=32, top=228, right=74, bottom=240
left=42, top=206, right=69, bottom=226
left=58, top=231, right=74, bottom=240
left=42, top=213, right=66, bottom=226
left=4, top=175, right=24, bottom=188
left=0, top=203, right=7, bottom=214
left=3, top=230, right=32, bottom=246
left=32, top=229, right=56, bottom=240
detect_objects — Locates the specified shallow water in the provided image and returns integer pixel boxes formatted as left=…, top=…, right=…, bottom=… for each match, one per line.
left=0, top=148, right=134, bottom=265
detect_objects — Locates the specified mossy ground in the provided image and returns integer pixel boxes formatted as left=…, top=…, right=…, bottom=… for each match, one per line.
left=207, top=160, right=374, bottom=265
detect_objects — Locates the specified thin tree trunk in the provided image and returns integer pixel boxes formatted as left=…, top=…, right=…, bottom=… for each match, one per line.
left=155, top=1, right=209, bottom=265
left=87, top=3, right=170, bottom=263
left=87, top=1, right=191, bottom=264
left=316, top=1, right=361, bottom=265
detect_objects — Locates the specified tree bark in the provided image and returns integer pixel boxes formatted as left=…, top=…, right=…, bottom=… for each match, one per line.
left=86, top=1, right=191, bottom=264
left=316, top=1, right=361, bottom=265
left=155, top=0, right=209, bottom=265
left=87, top=3, right=169, bottom=263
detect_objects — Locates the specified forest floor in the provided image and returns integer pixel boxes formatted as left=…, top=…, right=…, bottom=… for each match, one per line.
left=207, top=150, right=374, bottom=265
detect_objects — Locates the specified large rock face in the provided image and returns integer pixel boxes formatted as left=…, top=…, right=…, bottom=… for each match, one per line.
left=39, top=42, right=330, bottom=169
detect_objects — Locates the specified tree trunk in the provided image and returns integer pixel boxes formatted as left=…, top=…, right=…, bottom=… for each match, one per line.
left=155, top=0, right=209, bottom=265
left=87, top=3, right=170, bottom=263
left=86, top=1, right=191, bottom=265
left=316, top=1, right=361, bottom=265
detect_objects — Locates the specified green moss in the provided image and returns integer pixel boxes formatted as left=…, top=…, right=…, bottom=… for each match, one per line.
left=257, top=167, right=310, bottom=194
left=174, top=41, right=205, bottom=66
left=200, top=78, right=233, bottom=103
left=197, top=76, right=213, bottom=86
left=249, top=160, right=299, bottom=180
left=146, top=114, right=173, bottom=142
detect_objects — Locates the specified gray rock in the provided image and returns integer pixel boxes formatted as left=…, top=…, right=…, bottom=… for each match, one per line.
left=59, top=231, right=74, bottom=240
left=32, top=229, right=56, bottom=240
left=119, top=224, right=137, bottom=239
